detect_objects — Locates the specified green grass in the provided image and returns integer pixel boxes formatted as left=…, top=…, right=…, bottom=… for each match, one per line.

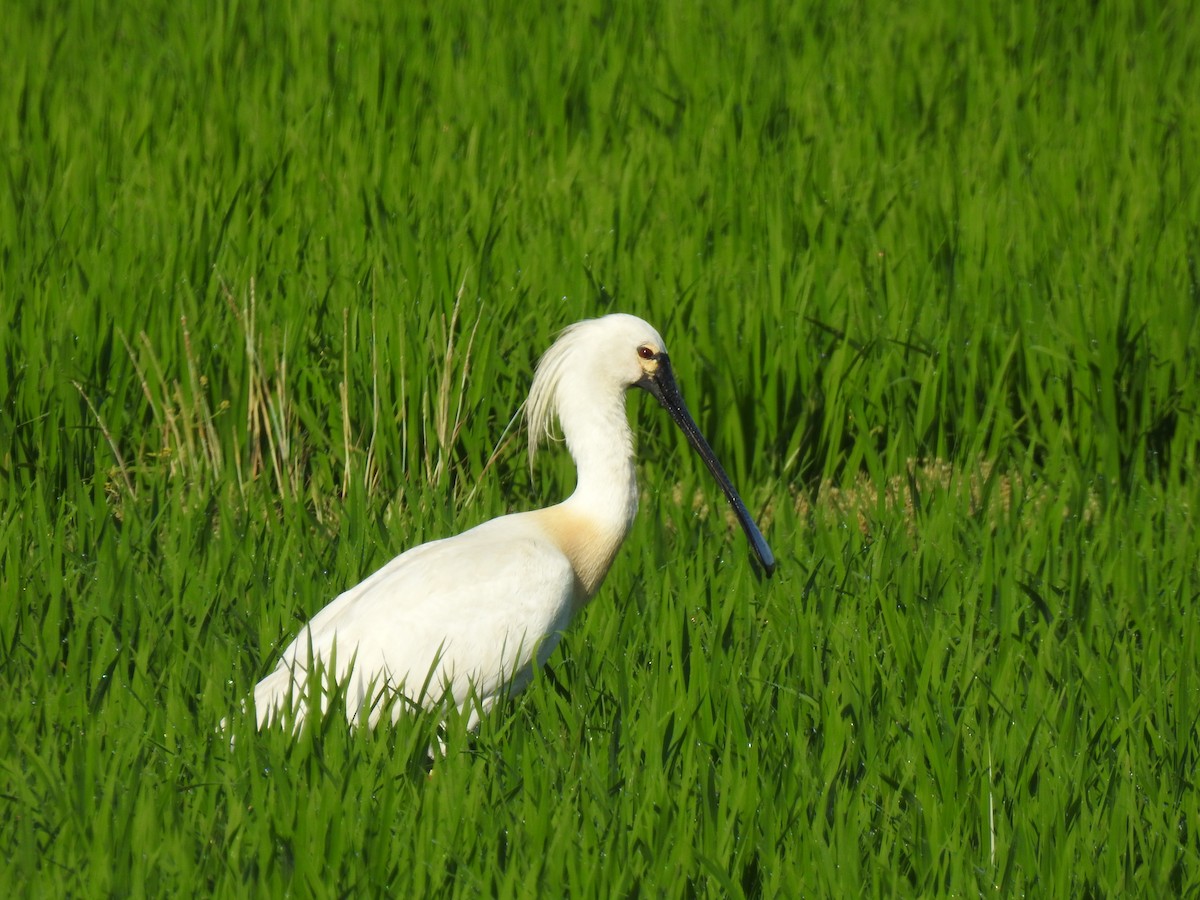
left=3, top=0, right=1199, bottom=895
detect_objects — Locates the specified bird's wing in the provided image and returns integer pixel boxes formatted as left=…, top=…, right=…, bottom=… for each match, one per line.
left=255, top=513, right=578, bottom=725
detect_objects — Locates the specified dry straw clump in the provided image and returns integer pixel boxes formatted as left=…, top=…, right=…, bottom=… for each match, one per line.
left=789, top=458, right=1099, bottom=535
left=669, top=458, right=1100, bottom=541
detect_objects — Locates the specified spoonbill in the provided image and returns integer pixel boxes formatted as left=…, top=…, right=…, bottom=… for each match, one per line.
left=249, top=313, right=775, bottom=734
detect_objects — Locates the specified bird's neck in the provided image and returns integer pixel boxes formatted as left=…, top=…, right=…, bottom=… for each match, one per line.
left=533, top=387, right=639, bottom=602
left=559, top=390, right=639, bottom=530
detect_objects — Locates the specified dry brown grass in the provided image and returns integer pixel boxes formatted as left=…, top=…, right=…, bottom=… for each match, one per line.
left=668, top=457, right=1100, bottom=540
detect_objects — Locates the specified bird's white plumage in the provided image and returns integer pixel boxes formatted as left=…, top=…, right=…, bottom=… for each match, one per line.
left=253, top=512, right=578, bottom=729
left=251, top=314, right=669, bottom=732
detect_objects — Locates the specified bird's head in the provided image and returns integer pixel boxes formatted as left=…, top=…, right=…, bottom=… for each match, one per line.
left=526, top=313, right=776, bottom=577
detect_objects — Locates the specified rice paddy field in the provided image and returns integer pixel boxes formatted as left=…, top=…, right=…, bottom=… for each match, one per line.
left=3, top=0, right=1199, bottom=895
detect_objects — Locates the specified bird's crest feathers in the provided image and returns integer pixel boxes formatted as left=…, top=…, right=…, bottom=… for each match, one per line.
left=525, top=321, right=590, bottom=465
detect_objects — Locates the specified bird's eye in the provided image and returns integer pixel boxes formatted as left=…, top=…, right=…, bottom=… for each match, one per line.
left=638, top=346, right=655, bottom=360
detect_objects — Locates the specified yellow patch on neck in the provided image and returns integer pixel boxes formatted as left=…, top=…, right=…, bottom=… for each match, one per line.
left=534, top=506, right=629, bottom=604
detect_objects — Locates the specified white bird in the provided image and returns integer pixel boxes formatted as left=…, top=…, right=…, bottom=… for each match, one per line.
left=249, top=313, right=775, bottom=734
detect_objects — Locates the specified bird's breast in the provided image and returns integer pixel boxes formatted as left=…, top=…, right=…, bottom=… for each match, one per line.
left=531, top=506, right=630, bottom=605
